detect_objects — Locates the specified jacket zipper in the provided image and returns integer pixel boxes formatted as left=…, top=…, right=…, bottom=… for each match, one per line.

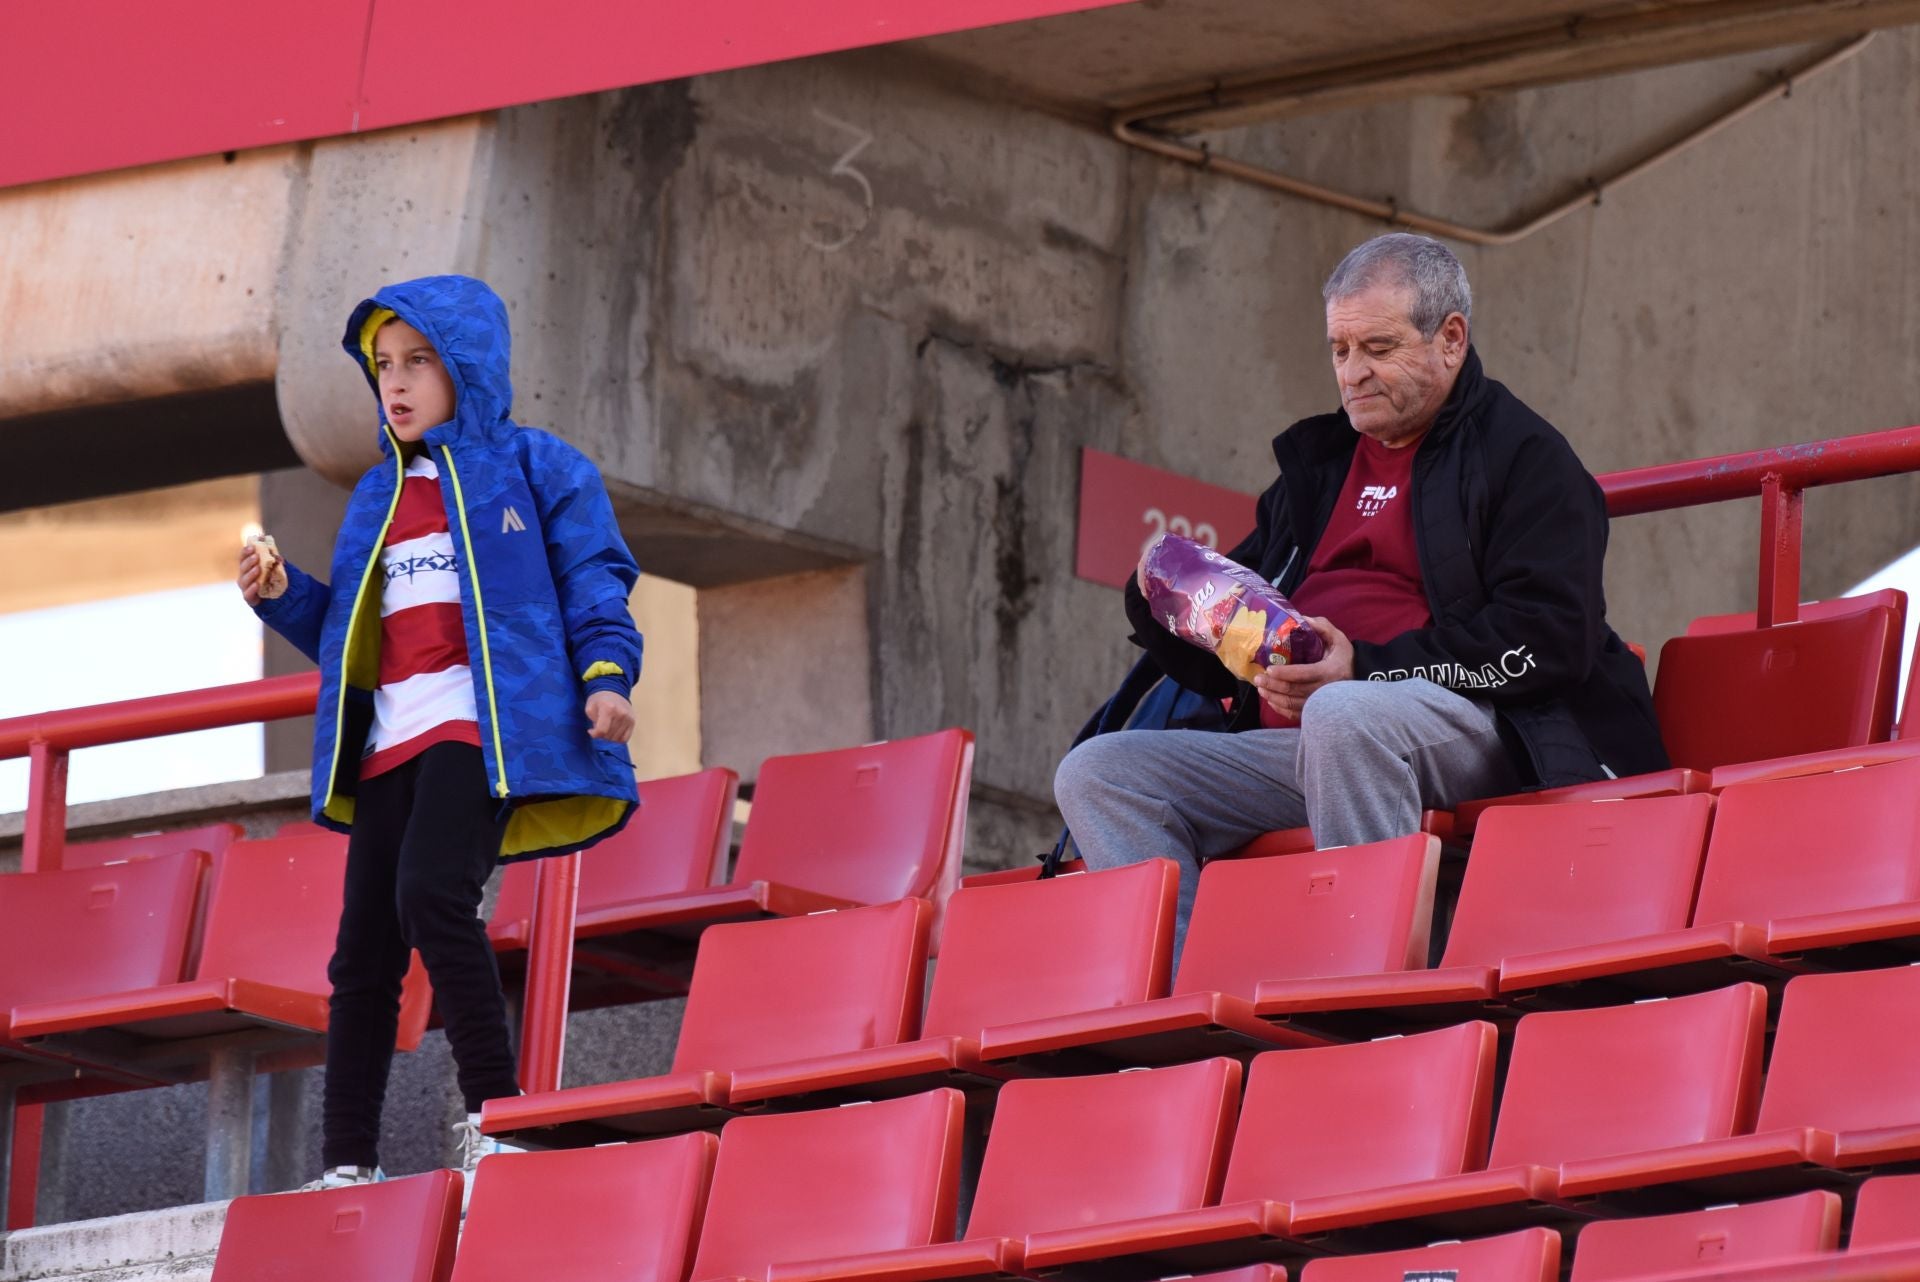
left=438, top=443, right=511, bottom=799
left=323, top=438, right=406, bottom=816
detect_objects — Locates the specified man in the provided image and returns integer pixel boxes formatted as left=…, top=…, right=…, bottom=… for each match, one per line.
left=1054, top=233, right=1668, bottom=953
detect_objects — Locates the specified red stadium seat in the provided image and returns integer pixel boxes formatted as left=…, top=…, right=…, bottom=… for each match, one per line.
left=1852, top=1174, right=1920, bottom=1250
left=482, top=899, right=930, bottom=1145
left=209, top=1169, right=461, bottom=1282
left=1256, top=797, right=1716, bottom=1030
left=1, top=849, right=207, bottom=1090
left=1019, top=1022, right=1498, bottom=1272
left=723, top=859, right=1180, bottom=1107
left=488, top=768, right=739, bottom=1005
left=1684, top=590, right=1907, bottom=637
left=1224, top=811, right=1454, bottom=859
left=11, top=834, right=433, bottom=1076
left=1298, top=1227, right=1559, bottom=1282
left=979, top=836, right=1436, bottom=1067
left=1708, top=760, right=1920, bottom=964
left=450, top=1133, right=717, bottom=1282
left=523, top=731, right=971, bottom=951
left=772, top=1059, right=1242, bottom=1282
left=1567, top=1192, right=1842, bottom=1282
left=1289, top=984, right=1766, bottom=1241
left=61, top=821, right=243, bottom=869
left=687, top=1089, right=964, bottom=1282
left=1556, top=967, right=1920, bottom=1201
left=1654, top=605, right=1903, bottom=773
left=1452, top=769, right=1706, bottom=836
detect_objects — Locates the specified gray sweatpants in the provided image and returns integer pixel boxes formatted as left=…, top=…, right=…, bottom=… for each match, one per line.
left=1052, top=678, right=1521, bottom=962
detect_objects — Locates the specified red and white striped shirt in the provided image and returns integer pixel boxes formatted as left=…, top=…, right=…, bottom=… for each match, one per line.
left=361, top=453, right=481, bottom=779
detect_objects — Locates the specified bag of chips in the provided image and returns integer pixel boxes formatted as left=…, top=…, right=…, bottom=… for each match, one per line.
left=1140, top=533, right=1325, bottom=680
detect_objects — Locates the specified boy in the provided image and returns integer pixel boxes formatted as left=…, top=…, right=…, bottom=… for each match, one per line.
left=238, top=274, right=643, bottom=1188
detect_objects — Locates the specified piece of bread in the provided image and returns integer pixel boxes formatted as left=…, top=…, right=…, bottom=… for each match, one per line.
left=250, top=534, right=288, bottom=600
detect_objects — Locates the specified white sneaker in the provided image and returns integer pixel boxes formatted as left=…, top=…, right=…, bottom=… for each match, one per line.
left=300, top=1164, right=385, bottom=1192
left=452, top=1116, right=523, bottom=1174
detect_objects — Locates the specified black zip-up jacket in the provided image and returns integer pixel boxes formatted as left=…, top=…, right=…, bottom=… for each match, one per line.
left=1121, top=347, right=1668, bottom=790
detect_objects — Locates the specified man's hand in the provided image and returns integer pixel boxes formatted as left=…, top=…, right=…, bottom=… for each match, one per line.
left=585, top=691, right=634, bottom=742
left=237, top=545, right=263, bottom=607
left=1252, top=617, right=1355, bottom=721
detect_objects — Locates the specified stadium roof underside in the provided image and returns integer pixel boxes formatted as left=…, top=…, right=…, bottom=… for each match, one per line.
left=8, top=0, right=1920, bottom=191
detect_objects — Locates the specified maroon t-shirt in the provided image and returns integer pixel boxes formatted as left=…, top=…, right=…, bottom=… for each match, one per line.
left=1260, top=433, right=1432, bottom=727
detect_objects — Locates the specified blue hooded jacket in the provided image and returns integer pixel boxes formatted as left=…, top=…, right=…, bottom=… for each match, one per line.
left=255, top=275, right=643, bottom=861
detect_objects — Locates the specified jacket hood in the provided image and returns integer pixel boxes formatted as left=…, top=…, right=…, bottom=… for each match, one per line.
left=341, top=275, right=515, bottom=457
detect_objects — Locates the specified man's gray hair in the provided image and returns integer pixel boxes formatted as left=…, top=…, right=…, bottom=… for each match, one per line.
left=1323, top=233, right=1472, bottom=337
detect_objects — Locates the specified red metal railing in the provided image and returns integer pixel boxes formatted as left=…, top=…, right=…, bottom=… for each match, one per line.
left=1600, top=423, right=1920, bottom=627
left=3, top=421, right=1919, bottom=1228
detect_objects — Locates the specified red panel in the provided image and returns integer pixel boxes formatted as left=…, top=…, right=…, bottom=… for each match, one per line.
left=1443, top=795, right=1711, bottom=968
left=1300, top=1228, right=1559, bottom=1282
left=965, top=1058, right=1241, bottom=1241
left=689, top=1089, right=965, bottom=1282
left=2, top=7, right=368, bottom=189
left=1221, top=1023, right=1497, bottom=1206
left=1490, top=984, right=1767, bottom=1171
left=359, top=0, right=1136, bottom=131
left=1177, top=834, right=1438, bottom=1001
left=488, top=767, right=737, bottom=946
left=1694, top=758, right=1920, bottom=931
left=210, top=1169, right=461, bottom=1282
left=735, top=729, right=973, bottom=909
left=63, top=823, right=244, bottom=871
left=2, top=1, right=1136, bottom=189
left=1076, top=448, right=1258, bottom=589
left=452, top=1134, right=717, bottom=1282
left=1568, top=1192, right=1841, bottom=1282
left=1854, top=1174, right=1920, bottom=1250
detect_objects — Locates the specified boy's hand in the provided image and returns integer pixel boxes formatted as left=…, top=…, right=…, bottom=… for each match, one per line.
left=585, top=691, right=634, bottom=742
left=237, top=546, right=264, bottom=607
left=1251, top=617, right=1355, bottom=722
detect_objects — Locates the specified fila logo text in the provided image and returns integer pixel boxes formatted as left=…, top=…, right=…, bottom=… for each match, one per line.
left=1357, top=484, right=1398, bottom=517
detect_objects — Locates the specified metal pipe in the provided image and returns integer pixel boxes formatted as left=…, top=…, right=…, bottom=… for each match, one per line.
left=0, top=672, right=319, bottom=758
left=1111, top=35, right=1871, bottom=248
left=203, top=1049, right=255, bottom=1202
left=1598, top=424, right=1920, bottom=516
left=517, top=853, right=580, bottom=1096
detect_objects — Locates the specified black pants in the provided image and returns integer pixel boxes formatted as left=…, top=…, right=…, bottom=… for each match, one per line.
left=322, top=741, right=519, bottom=1169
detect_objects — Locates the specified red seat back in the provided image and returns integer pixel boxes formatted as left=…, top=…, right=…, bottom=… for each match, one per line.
left=734, top=729, right=973, bottom=908
left=670, top=898, right=930, bottom=1074
left=1755, top=967, right=1920, bottom=1137
left=689, top=1089, right=964, bottom=1282
left=1301, top=1227, right=1559, bottom=1282
left=1219, top=1022, right=1497, bottom=1204
left=965, top=1058, right=1241, bottom=1241
left=1568, top=1191, right=1841, bottom=1282
left=1490, top=984, right=1766, bottom=1170
left=210, top=1169, right=461, bottom=1282
left=1443, top=796, right=1712, bottom=967
left=1694, top=759, right=1920, bottom=929
left=922, top=860, right=1176, bottom=1040
left=489, top=767, right=739, bottom=939
left=1852, top=1174, right=1920, bottom=1249
left=1684, top=589, right=1907, bottom=637
left=0, top=849, right=205, bottom=1014
left=1176, top=836, right=1438, bottom=999
left=194, top=834, right=351, bottom=994
left=1654, top=606, right=1902, bottom=771
left=63, top=822, right=243, bottom=869
left=451, top=1133, right=717, bottom=1282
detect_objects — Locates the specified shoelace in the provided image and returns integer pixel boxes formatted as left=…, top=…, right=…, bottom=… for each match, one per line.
left=451, top=1119, right=488, bottom=1172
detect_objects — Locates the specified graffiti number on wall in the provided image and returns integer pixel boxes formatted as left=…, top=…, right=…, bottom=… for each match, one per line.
left=803, top=109, right=875, bottom=253
left=1142, top=508, right=1220, bottom=559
